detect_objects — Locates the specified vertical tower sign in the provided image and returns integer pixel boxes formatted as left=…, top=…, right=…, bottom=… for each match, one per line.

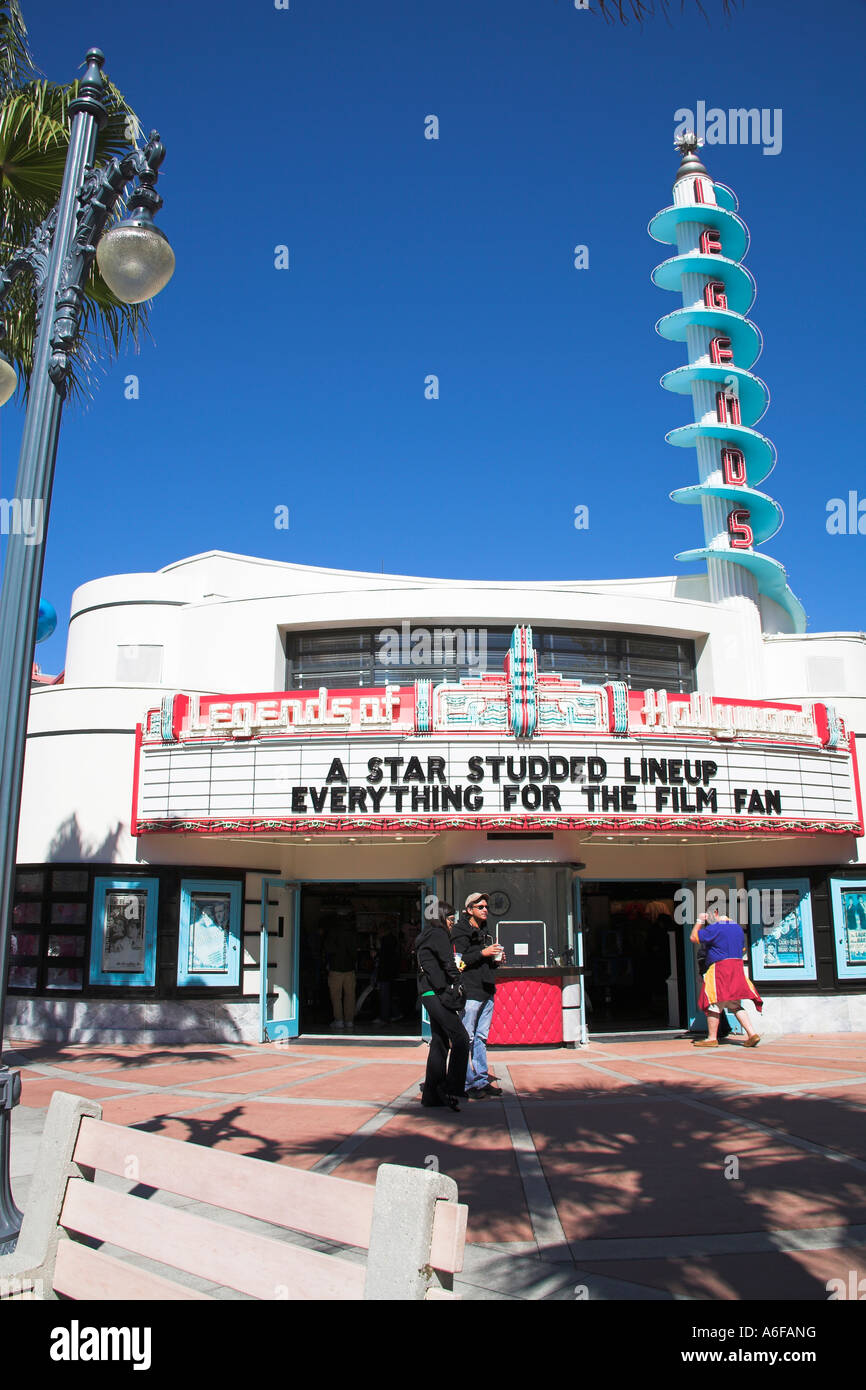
left=649, top=134, right=805, bottom=633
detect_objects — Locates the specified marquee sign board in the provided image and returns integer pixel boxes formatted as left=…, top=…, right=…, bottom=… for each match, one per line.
left=133, top=717, right=862, bottom=839
left=133, top=628, right=860, bottom=838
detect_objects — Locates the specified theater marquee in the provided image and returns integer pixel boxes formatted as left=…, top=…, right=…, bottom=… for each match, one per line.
left=132, top=631, right=861, bottom=838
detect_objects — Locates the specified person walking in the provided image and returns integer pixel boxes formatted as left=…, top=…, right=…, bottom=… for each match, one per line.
left=451, top=892, right=505, bottom=1098
left=417, top=901, right=470, bottom=1111
left=322, top=908, right=358, bottom=1031
left=690, top=907, right=762, bottom=1048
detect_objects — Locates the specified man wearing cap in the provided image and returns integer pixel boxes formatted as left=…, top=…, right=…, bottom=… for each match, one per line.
left=451, top=893, right=505, bottom=1098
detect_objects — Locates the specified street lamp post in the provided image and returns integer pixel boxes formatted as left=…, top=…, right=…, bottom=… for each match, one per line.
left=0, top=49, right=174, bottom=1253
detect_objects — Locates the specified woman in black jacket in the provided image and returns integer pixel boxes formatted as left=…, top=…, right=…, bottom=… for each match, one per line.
left=417, top=901, right=470, bottom=1111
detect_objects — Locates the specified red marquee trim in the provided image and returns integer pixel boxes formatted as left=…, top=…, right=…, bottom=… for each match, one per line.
left=849, top=730, right=864, bottom=834
left=130, top=723, right=143, bottom=839
left=132, top=814, right=861, bottom=838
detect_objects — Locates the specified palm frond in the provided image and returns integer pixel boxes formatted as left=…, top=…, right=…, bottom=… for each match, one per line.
left=0, top=46, right=155, bottom=405
left=0, top=1, right=38, bottom=96
left=593, top=0, right=741, bottom=21
left=0, top=84, right=71, bottom=225
left=0, top=260, right=152, bottom=406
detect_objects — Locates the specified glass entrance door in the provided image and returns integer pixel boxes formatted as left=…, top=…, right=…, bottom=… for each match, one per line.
left=260, top=878, right=299, bottom=1042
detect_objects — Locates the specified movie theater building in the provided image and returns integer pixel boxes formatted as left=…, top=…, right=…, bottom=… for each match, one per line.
left=4, top=140, right=865, bottom=1046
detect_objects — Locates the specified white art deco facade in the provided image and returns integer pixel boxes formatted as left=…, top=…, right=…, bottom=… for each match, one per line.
left=5, top=142, right=865, bottom=1046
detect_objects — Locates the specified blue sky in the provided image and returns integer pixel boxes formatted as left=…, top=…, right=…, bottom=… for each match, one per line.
left=4, top=0, right=865, bottom=673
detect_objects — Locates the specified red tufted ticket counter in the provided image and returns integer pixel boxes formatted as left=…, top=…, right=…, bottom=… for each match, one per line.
left=487, top=973, right=565, bottom=1045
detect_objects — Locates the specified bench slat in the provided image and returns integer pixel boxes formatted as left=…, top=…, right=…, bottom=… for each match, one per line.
left=54, top=1239, right=213, bottom=1301
left=430, top=1199, right=468, bottom=1274
left=74, top=1117, right=375, bottom=1250
left=60, top=1180, right=367, bottom=1301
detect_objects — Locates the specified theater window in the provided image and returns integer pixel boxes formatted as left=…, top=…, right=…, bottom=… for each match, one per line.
left=829, top=878, right=866, bottom=983
left=283, top=627, right=696, bottom=694
left=177, top=879, right=243, bottom=988
left=746, top=878, right=816, bottom=982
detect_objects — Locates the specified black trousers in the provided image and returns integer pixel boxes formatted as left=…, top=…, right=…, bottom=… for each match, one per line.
left=422, top=994, right=471, bottom=1104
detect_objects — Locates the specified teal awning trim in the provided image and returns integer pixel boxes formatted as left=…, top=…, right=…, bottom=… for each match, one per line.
left=655, top=306, right=762, bottom=369
left=665, top=420, right=776, bottom=486
left=659, top=364, right=769, bottom=428
left=652, top=253, right=755, bottom=315
left=675, top=547, right=807, bottom=632
left=648, top=204, right=749, bottom=260
left=669, top=482, right=783, bottom=545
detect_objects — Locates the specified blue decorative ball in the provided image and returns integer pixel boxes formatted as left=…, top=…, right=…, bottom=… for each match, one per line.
left=36, top=600, right=57, bottom=644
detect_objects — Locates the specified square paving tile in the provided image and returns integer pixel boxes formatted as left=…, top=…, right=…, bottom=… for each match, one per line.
left=17, top=1072, right=131, bottom=1109
left=508, top=1063, right=658, bottom=1101
left=6, top=1048, right=147, bottom=1073
left=273, top=1062, right=424, bottom=1104
left=281, top=1044, right=424, bottom=1063
left=528, top=1099, right=860, bottom=1240
left=755, top=1049, right=866, bottom=1072
left=97, top=1093, right=206, bottom=1127
left=125, top=1099, right=377, bottom=1169
left=575, top=1243, right=866, bottom=1301
left=336, top=1107, right=534, bottom=1243
left=585, top=1058, right=773, bottom=1094
left=716, top=1090, right=866, bottom=1163
left=89, top=1055, right=306, bottom=1087
left=190, top=1061, right=326, bottom=1094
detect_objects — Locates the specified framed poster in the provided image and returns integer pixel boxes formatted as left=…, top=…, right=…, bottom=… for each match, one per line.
left=89, top=878, right=159, bottom=987
left=747, top=878, right=816, bottom=982
left=177, top=879, right=242, bottom=987
left=829, top=878, right=866, bottom=982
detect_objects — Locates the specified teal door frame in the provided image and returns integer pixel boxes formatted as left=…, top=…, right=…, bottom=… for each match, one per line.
left=420, top=876, right=436, bottom=1041
left=572, top=872, right=587, bottom=1045
left=260, top=878, right=300, bottom=1042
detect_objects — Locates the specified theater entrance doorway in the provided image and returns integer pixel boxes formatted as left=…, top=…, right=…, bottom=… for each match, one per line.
left=298, top=881, right=428, bottom=1037
left=581, top=881, right=686, bottom=1033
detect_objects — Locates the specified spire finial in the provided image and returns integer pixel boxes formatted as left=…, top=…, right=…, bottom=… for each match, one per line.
left=69, top=46, right=109, bottom=128
left=674, top=130, right=708, bottom=182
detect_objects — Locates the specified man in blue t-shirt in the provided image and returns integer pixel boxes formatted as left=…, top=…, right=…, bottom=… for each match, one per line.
left=689, top=908, right=762, bottom=1049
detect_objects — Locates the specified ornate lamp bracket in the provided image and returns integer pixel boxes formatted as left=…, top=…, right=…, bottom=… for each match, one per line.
left=0, top=131, right=166, bottom=397
left=47, top=131, right=166, bottom=393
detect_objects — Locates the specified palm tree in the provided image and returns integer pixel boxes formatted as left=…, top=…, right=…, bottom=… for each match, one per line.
left=0, top=1, right=150, bottom=402
left=595, top=0, right=739, bottom=19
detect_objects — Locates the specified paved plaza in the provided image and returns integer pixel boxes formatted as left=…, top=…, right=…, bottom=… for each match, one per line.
left=5, top=1033, right=866, bottom=1301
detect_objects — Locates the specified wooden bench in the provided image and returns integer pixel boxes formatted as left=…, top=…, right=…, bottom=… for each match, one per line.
left=0, top=1090, right=468, bottom=1300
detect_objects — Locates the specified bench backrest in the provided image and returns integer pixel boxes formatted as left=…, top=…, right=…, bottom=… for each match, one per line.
left=10, top=1091, right=467, bottom=1301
